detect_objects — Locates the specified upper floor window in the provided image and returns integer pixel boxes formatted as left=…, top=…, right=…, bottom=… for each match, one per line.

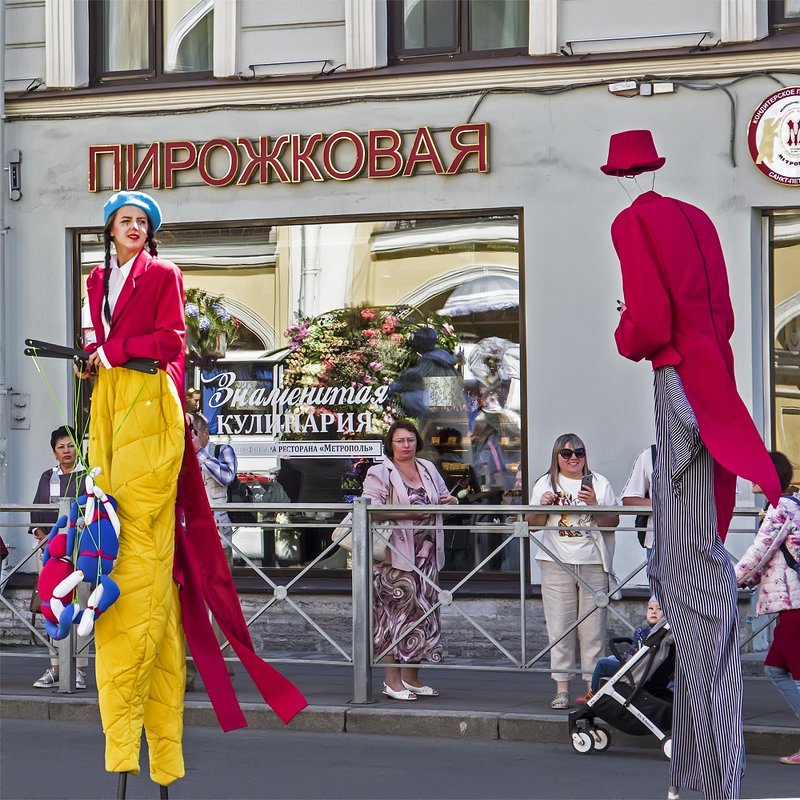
left=388, top=0, right=529, bottom=63
left=89, top=0, right=213, bottom=83
left=770, top=0, right=800, bottom=33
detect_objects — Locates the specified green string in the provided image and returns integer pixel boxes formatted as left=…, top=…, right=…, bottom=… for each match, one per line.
left=30, top=350, right=149, bottom=584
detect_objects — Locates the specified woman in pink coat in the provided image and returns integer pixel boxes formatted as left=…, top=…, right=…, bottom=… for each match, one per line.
left=735, top=452, right=800, bottom=766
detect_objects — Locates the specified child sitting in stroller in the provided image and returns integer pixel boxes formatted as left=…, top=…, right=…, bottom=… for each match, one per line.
left=583, top=597, right=664, bottom=702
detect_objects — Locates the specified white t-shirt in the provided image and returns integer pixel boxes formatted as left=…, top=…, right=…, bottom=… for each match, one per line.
left=530, top=472, right=617, bottom=565
left=621, top=446, right=654, bottom=549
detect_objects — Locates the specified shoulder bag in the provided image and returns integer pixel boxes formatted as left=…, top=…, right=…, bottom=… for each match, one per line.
left=332, top=484, right=393, bottom=561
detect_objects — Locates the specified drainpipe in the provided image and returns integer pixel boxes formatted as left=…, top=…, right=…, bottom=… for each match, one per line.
left=0, top=0, right=8, bottom=506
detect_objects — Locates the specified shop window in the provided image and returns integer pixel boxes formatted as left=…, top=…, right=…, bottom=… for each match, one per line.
left=388, top=0, right=529, bottom=62
left=770, top=212, right=800, bottom=481
left=770, top=0, right=800, bottom=33
left=76, top=212, right=522, bottom=577
left=89, top=0, right=213, bottom=83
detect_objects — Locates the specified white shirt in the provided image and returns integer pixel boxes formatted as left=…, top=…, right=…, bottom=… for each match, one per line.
left=620, top=447, right=655, bottom=549
left=530, top=472, right=617, bottom=565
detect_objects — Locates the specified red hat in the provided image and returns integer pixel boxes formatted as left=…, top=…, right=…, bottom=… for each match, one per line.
left=601, top=130, right=666, bottom=176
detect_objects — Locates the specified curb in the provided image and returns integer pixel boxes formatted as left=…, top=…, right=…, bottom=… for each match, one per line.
left=2, top=695, right=796, bottom=756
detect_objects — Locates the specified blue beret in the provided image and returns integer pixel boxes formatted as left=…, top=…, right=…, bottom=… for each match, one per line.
left=103, top=191, right=162, bottom=232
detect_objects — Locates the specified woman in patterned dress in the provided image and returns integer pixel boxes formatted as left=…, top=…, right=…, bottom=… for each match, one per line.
left=362, top=420, right=458, bottom=700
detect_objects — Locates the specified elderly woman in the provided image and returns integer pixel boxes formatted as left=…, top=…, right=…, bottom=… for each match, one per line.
left=526, top=433, right=618, bottom=709
left=362, top=419, right=458, bottom=701
left=30, top=425, right=88, bottom=690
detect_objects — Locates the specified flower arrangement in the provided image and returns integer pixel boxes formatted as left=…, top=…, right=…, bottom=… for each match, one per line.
left=184, top=288, right=240, bottom=364
left=282, top=305, right=459, bottom=436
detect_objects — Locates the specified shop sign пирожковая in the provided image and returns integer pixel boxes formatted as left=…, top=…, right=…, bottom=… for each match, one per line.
left=88, top=124, right=489, bottom=191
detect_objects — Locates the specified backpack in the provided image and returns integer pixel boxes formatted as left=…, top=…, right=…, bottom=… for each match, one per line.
left=214, top=444, right=256, bottom=523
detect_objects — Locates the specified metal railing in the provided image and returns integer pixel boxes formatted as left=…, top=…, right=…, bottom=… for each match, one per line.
left=0, top=501, right=769, bottom=703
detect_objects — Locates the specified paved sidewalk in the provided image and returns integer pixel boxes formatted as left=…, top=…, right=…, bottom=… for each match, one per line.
left=1, top=649, right=798, bottom=757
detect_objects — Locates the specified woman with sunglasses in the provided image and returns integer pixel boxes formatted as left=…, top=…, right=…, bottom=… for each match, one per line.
left=362, top=419, right=458, bottom=701
left=526, top=433, right=619, bottom=709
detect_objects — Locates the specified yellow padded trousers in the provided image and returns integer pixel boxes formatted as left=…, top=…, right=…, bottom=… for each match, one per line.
left=89, top=366, right=186, bottom=786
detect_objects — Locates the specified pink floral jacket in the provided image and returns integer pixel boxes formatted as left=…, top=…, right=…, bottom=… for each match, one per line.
left=734, top=496, right=800, bottom=615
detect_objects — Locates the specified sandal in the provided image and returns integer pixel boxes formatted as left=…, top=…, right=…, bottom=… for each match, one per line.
left=382, top=682, right=417, bottom=701
left=550, top=690, right=569, bottom=709
left=402, top=680, right=439, bottom=697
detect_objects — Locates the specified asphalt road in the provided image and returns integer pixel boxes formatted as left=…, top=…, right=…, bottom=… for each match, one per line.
left=1, top=719, right=798, bottom=800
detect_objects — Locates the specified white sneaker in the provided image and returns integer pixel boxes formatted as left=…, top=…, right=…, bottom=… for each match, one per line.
left=33, top=667, right=58, bottom=688
left=76, top=669, right=86, bottom=690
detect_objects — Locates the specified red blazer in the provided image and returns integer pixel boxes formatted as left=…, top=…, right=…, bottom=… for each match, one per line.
left=85, top=250, right=185, bottom=393
left=85, top=250, right=306, bottom=728
left=612, top=191, right=779, bottom=537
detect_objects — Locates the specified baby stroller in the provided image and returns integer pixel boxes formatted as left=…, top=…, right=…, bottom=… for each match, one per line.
left=568, top=617, right=675, bottom=758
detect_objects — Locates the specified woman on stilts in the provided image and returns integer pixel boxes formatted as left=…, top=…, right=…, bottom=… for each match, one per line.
left=81, top=191, right=305, bottom=798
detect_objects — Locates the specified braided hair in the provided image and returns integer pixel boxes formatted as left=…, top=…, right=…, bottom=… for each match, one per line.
left=102, top=212, right=159, bottom=326
left=102, top=223, right=113, bottom=326
left=145, top=228, right=158, bottom=257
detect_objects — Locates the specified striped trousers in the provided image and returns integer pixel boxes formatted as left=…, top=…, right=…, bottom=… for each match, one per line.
left=649, top=366, right=744, bottom=800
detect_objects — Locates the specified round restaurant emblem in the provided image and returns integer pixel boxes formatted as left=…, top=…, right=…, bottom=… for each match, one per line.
left=748, top=87, right=800, bottom=186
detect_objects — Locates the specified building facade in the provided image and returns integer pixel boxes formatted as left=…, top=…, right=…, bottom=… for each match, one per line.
left=1, top=0, right=799, bottom=584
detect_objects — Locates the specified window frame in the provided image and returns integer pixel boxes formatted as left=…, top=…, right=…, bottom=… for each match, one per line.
left=387, top=0, right=529, bottom=64
left=71, top=206, right=527, bottom=584
left=769, top=0, right=800, bottom=33
left=88, top=0, right=214, bottom=86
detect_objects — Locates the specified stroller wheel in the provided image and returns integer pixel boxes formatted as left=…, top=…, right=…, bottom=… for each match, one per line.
left=590, top=725, right=611, bottom=752
left=571, top=730, right=594, bottom=754
left=662, top=738, right=672, bottom=760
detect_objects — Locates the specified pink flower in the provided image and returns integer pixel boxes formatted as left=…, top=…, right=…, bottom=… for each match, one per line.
left=369, top=361, right=383, bottom=371
left=362, top=329, right=377, bottom=338
left=390, top=333, right=404, bottom=344
left=381, top=315, right=398, bottom=334
left=360, top=309, right=376, bottom=320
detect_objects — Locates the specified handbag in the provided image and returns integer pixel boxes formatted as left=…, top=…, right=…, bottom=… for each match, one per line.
left=332, top=485, right=394, bottom=561
left=332, top=515, right=390, bottom=561
left=29, top=578, right=42, bottom=613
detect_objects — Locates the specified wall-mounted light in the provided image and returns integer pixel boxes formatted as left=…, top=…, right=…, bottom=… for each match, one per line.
left=6, top=150, right=21, bottom=201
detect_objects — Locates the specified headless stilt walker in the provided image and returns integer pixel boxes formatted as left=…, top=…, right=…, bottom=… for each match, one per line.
left=79, top=191, right=306, bottom=798
left=602, top=131, right=780, bottom=800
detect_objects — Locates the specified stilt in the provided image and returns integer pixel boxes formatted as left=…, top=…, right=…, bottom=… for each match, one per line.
left=159, top=784, right=169, bottom=799
left=116, top=772, right=128, bottom=800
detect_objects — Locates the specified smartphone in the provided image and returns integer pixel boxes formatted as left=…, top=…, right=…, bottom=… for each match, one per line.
left=580, top=474, right=594, bottom=490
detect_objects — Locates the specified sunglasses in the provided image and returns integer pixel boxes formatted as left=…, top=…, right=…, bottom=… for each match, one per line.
left=558, top=448, right=586, bottom=459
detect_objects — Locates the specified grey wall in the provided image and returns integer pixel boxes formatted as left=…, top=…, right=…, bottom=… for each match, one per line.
left=3, top=69, right=794, bottom=574
left=238, top=0, right=347, bottom=76
left=6, top=0, right=46, bottom=88
left=559, top=0, right=720, bottom=52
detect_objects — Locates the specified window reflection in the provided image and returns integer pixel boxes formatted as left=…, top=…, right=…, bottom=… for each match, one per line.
left=772, top=212, right=800, bottom=483
left=78, top=212, right=521, bottom=573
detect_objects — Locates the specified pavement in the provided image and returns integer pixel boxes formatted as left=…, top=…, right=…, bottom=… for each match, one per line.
left=1, top=649, right=798, bottom=757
